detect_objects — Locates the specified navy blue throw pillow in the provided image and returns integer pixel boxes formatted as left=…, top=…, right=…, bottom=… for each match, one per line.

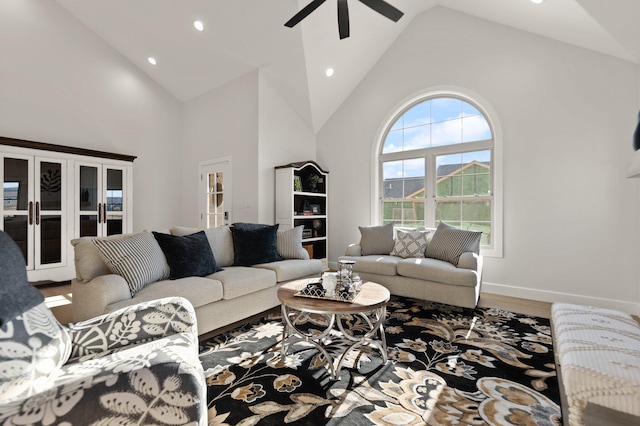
left=231, top=223, right=283, bottom=266
left=152, top=231, right=221, bottom=280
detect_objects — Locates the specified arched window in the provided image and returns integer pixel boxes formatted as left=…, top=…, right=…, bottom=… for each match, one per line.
left=378, top=95, right=500, bottom=253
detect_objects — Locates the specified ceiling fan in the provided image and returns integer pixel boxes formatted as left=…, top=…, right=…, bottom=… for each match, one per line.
left=285, top=0, right=404, bottom=40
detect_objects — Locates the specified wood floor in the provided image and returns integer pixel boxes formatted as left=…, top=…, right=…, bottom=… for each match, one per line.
left=37, top=281, right=552, bottom=328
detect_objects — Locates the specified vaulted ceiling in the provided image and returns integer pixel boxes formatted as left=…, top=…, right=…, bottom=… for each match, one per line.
left=55, top=0, right=640, bottom=133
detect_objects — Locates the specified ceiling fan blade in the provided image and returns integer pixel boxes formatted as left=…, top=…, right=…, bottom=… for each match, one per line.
left=285, top=0, right=327, bottom=28
left=338, top=0, right=350, bottom=39
left=359, top=0, right=404, bottom=22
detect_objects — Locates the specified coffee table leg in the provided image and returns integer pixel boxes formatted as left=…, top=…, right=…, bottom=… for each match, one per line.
left=334, top=306, right=388, bottom=377
left=280, top=305, right=338, bottom=379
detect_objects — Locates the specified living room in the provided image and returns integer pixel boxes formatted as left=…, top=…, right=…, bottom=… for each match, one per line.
left=1, top=1, right=640, bottom=424
left=3, top=0, right=638, bottom=314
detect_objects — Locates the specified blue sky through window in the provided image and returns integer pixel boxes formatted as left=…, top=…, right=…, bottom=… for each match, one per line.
left=382, top=97, right=492, bottom=154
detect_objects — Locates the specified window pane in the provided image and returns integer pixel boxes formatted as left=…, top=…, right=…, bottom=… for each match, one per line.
left=402, top=101, right=430, bottom=127
left=382, top=129, right=403, bottom=153
left=403, top=125, right=430, bottom=150
left=435, top=200, right=492, bottom=245
left=40, top=162, right=62, bottom=211
left=436, top=151, right=491, bottom=197
left=431, top=98, right=461, bottom=122
left=4, top=158, right=29, bottom=211
left=382, top=201, right=424, bottom=228
left=462, top=114, right=492, bottom=142
left=383, top=159, right=424, bottom=199
left=432, top=118, right=462, bottom=146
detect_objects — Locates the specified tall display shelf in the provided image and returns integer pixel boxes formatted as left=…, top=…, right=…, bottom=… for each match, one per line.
left=275, top=161, right=328, bottom=270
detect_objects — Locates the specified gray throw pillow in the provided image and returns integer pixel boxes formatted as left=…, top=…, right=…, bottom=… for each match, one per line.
left=425, top=222, right=482, bottom=266
left=359, top=222, right=395, bottom=255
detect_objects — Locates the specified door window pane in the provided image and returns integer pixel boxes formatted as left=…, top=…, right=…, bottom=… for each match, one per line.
left=40, top=162, right=62, bottom=211
left=4, top=158, right=29, bottom=211
left=39, top=215, right=61, bottom=264
left=80, top=215, right=98, bottom=237
left=207, top=171, right=225, bottom=228
left=106, top=169, right=123, bottom=212
left=3, top=215, right=28, bottom=261
left=79, top=166, right=98, bottom=211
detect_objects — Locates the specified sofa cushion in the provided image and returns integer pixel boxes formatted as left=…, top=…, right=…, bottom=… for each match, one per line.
left=171, top=226, right=235, bottom=268
left=339, top=255, right=400, bottom=276
left=253, top=259, right=323, bottom=282
left=92, top=231, right=170, bottom=296
left=210, top=266, right=277, bottom=300
left=358, top=223, right=395, bottom=255
left=425, top=222, right=482, bottom=266
left=107, top=277, right=224, bottom=312
left=277, top=225, right=309, bottom=260
left=397, top=257, right=478, bottom=287
left=153, top=231, right=221, bottom=279
left=231, top=223, right=282, bottom=266
left=390, top=229, right=430, bottom=259
left=71, top=235, right=123, bottom=283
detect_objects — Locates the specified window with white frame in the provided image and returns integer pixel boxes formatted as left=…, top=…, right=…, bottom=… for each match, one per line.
left=379, top=96, right=497, bottom=249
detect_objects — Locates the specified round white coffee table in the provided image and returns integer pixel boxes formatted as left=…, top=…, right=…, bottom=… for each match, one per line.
left=277, top=279, right=390, bottom=380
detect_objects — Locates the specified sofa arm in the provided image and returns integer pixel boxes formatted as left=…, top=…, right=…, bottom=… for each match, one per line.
left=457, top=252, right=482, bottom=273
left=71, top=274, right=132, bottom=322
left=67, top=297, right=198, bottom=361
left=345, top=243, right=362, bottom=257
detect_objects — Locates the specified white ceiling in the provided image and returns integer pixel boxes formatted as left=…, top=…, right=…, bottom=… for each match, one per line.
left=55, top=0, right=640, bottom=133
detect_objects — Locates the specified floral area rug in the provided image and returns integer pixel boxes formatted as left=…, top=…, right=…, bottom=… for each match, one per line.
left=199, top=296, right=562, bottom=425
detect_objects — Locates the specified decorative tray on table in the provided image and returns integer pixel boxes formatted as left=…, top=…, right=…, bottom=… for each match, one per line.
left=295, top=281, right=361, bottom=303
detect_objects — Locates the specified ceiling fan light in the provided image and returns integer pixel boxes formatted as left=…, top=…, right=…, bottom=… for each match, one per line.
left=194, top=20, right=204, bottom=31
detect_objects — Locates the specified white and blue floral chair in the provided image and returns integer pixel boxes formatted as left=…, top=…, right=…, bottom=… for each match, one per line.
left=0, top=231, right=206, bottom=425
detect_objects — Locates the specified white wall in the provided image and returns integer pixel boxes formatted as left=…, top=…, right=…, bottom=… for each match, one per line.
left=317, top=7, right=640, bottom=313
left=0, top=0, right=183, bottom=231
left=258, top=71, right=316, bottom=224
left=181, top=71, right=260, bottom=226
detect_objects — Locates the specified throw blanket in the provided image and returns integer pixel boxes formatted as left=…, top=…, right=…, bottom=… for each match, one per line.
left=0, top=231, right=44, bottom=327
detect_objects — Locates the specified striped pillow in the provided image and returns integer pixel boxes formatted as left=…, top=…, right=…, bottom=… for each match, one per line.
left=92, top=231, right=169, bottom=296
left=277, top=225, right=309, bottom=260
left=425, top=222, right=481, bottom=266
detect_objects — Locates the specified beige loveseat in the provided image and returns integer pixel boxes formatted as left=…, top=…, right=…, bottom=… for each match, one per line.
left=339, top=222, right=483, bottom=309
left=71, top=224, right=323, bottom=335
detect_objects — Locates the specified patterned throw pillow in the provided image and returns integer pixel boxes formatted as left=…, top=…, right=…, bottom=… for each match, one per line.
left=425, top=222, right=482, bottom=266
left=359, top=222, right=395, bottom=255
left=277, top=225, right=309, bottom=260
left=92, top=231, right=170, bottom=296
left=390, top=230, right=430, bottom=258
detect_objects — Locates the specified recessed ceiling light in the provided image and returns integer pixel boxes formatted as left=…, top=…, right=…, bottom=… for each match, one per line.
left=147, top=57, right=157, bottom=65
left=194, top=20, right=204, bottom=31
left=325, top=68, right=334, bottom=77
left=531, top=0, right=543, bottom=4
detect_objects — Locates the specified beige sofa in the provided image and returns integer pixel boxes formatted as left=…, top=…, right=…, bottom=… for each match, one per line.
left=338, top=223, right=483, bottom=309
left=71, top=224, right=323, bottom=335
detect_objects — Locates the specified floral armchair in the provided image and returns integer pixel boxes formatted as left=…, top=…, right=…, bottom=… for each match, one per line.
left=0, top=232, right=206, bottom=426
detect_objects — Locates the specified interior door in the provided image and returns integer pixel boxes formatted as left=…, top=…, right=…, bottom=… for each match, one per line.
left=200, top=157, right=231, bottom=228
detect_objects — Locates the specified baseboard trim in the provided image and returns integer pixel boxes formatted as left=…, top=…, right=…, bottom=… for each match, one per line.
left=482, top=281, right=640, bottom=315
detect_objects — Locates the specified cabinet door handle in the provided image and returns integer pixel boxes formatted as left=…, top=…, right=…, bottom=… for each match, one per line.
left=35, top=202, right=40, bottom=226
left=28, top=201, right=33, bottom=225
left=103, top=203, right=107, bottom=224
left=98, top=203, right=102, bottom=223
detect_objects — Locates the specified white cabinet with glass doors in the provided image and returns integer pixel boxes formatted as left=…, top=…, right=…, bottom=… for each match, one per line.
left=76, top=162, right=131, bottom=238
left=1, top=137, right=135, bottom=283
